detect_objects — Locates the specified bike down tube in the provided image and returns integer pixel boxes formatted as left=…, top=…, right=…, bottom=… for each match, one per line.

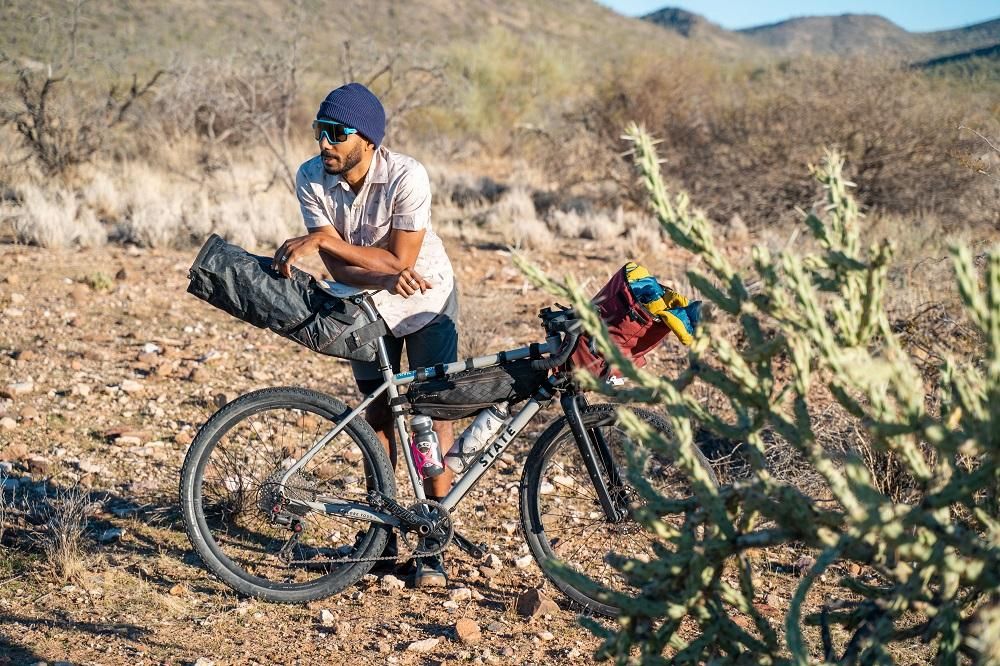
left=562, top=393, right=624, bottom=522
left=440, top=390, right=550, bottom=512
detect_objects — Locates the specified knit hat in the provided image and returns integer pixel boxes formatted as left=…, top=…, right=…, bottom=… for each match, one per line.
left=317, top=82, right=386, bottom=146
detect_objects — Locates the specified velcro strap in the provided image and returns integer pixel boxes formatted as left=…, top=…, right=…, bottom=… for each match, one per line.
left=498, top=351, right=508, bottom=363
left=415, top=367, right=427, bottom=382
left=529, top=343, right=542, bottom=359
left=465, top=358, right=475, bottom=370
left=389, top=396, right=410, bottom=409
left=434, top=363, right=446, bottom=378
left=346, top=319, right=385, bottom=350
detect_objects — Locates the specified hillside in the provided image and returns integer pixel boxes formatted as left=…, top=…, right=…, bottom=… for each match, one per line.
left=0, top=0, right=684, bottom=76
left=643, top=7, right=1000, bottom=62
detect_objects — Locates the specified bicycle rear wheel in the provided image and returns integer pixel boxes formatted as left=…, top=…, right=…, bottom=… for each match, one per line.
left=520, top=403, right=718, bottom=617
left=179, top=387, right=395, bottom=603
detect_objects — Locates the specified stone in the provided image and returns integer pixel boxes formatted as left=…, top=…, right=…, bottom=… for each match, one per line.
left=193, top=658, right=215, bottom=666
left=141, top=343, right=160, bottom=354
left=168, top=583, right=188, bottom=597
left=187, top=367, right=209, bottom=383
left=380, top=574, right=406, bottom=592
left=77, top=460, right=104, bottom=475
left=537, top=631, right=554, bottom=641
left=174, top=431, right=193, bottom=446
left=119, top=379, right=143, bottom=394
left=72, top=384, right=91, bottom=397
left=2, top=443, right=28, bottom=459
left=454, top=618, right=481, bottom=645
left=793, top=555, right=816, bottom=576
left=18, top=406, right=39, bottom=421
left=442, top=600, right=459, bottom=609
left=486, top=622, right=504, bottom=633
left=514, top=554, right=533, bottom=569
left=0, top=417, right=16, bottom=431
left=515, top=588, right=560, bottom=618
left=114, top=435, right=143, bottom=447
left=406, top=637, right=441, bottom=653
left=4, top=381, right=34, bottom=398
left=14, top=349, right=35, bottom=362
left=448, top=587, right=472, bottom=602
left=27, top=457, right=49, bottom=476
left=319, top=609, right=335, bottom=626
left=98, top=528, right=124, bottom=543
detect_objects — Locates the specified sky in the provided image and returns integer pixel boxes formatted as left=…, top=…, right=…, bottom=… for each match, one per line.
left=597, top=0, right=1000, bottom=32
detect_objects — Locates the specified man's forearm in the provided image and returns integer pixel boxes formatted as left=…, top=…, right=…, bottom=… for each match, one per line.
left=326, top=261, right=391, bottom=289
left=317, top=234, right=408, bottom=274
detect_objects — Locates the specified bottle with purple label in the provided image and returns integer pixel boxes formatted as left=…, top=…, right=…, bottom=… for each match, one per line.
left=410, top=414, right=445, bottom=478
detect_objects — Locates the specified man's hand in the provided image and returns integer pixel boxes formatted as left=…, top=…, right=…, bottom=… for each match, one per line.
left=274, top=234, right=327, bottom=278
left=386, top=267, right=432, bottom=297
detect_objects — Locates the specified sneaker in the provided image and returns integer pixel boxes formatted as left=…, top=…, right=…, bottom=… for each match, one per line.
left=413, top=553, right=448, bottom=588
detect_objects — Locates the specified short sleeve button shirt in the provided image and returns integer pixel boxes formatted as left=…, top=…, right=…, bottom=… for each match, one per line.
left=296, top=147, right=455, bottom=337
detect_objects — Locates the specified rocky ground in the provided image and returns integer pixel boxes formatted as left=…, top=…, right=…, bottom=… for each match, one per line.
left=0, top=236, right=898, bottom=665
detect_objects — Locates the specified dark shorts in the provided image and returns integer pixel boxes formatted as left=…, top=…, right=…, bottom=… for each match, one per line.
left=351, top=288, right=459, bottom=392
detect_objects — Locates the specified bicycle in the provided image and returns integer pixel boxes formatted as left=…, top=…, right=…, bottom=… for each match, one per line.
left=179, top=290, right=717, bottom=617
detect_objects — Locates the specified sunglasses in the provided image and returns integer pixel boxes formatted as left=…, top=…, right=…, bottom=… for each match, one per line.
left=312, top=119, right=358, bottom=144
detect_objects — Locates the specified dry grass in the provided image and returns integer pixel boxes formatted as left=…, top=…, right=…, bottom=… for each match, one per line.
left=32, top=486, right=95, bottom=583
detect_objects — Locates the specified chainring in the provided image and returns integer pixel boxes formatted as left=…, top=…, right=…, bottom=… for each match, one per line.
left=396, top=498, right=454, bottom=558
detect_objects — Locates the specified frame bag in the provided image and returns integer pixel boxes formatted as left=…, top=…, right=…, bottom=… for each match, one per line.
left=407, top=360, right=548, bottom=420
left=186, top=234, right=388, bottom=362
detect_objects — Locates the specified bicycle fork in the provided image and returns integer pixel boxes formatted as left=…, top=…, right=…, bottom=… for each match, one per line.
left=561, top=393, right=628, bottom=523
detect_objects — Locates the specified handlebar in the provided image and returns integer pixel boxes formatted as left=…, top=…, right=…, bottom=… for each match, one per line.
left=532, top=306, right=581, bottom=371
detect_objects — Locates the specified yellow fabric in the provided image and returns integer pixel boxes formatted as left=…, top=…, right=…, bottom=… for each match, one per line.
left=625, top=261, right=694, bottom=345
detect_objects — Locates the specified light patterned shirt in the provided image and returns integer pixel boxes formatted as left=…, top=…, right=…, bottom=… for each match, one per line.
left=296, top=146, right=455, bottom=337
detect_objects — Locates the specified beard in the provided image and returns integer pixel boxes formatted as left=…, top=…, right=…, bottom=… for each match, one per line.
left=321, top=142, right=363, bottom=175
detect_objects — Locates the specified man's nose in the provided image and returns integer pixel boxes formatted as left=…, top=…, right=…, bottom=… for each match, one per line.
left=319, top=135, right=334, bottom=150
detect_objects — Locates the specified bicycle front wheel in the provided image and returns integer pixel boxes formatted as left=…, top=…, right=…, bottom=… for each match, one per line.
left=179, top=387, right=395, bottom=604
left=520, top=403, right=718, bottom=617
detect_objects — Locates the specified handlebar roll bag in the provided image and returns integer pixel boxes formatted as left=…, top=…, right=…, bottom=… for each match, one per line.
left=186, top=234, right=388, bottom=362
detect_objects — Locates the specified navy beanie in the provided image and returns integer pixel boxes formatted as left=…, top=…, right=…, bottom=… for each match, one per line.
left=317, top=82, right=386, bottom=146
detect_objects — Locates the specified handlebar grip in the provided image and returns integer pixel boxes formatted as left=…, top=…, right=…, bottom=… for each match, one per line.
left=531, top=330, right=580, bottom=371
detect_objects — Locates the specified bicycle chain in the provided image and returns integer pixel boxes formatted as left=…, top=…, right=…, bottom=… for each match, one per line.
left=286, top=498, right=452, bottom=566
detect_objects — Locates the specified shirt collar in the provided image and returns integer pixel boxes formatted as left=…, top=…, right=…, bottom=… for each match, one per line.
left=326, top=146, right=388, bottom=192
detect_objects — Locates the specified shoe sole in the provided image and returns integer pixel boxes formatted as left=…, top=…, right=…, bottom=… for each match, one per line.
left=414, top=572, right=447, bottom=588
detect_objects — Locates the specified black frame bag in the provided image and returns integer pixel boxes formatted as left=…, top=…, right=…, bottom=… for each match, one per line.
left=187, top=234, right=388, bottom=362
left=407, top=360, right=548, bottom=420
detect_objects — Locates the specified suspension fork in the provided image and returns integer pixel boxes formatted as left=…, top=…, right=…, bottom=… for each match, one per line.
left=561, top=393, right=626, bottom=522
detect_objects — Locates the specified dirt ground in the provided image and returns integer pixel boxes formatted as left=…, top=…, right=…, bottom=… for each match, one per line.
left=0, top=235, right=894, bottom=666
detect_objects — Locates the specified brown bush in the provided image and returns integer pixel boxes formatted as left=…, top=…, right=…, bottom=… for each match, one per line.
left=548, top=55, right=995, bottom=229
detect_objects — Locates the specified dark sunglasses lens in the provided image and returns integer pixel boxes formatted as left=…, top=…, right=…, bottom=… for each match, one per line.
left=314, top=121, right=350, bottom=143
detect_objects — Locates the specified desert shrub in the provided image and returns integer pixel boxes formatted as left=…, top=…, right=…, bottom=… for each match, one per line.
left=6, top=184, right=106, bottom=247
left=554, top=55, right=995, bottom=229
left=33, top=486, right=94, bottom=582
left=522, top=125, right=1000, bottom=663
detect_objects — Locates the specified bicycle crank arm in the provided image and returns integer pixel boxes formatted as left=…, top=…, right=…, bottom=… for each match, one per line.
left=367, top=491, right=436, bottom=534
left=451, top=531, right=487, bottom=559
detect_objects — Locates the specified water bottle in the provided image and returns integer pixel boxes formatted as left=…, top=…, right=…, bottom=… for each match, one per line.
left=410, top=415, right=445, bottom=478
left=445, top=402, right=509, bottom=473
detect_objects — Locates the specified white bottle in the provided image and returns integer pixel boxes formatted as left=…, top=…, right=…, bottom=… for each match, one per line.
left=445, top=402, right=509, bottom=473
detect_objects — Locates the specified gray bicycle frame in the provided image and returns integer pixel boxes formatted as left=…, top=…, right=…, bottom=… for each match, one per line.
left=280, top=296, right=562, bottom=526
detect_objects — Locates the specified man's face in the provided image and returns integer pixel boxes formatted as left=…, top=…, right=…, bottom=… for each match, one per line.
left=317, top=121, right=365, bottom=175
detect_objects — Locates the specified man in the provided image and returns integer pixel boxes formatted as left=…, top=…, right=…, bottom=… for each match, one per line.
left=273, top=82, right=458, bottom=588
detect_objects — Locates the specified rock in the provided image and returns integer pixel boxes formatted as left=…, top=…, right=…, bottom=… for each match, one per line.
left=3, top=274, right=18, bottom=285
left=141, top=343, right=160, bottom=354
left=448, top=587, right=472, bottom=602
left=187, top=367, right=209, bottom=383
left=454, top=618, right=481, bottom=645
left=486, top=622, right=504, bottom=633
left=847, top=562, right=863, bottom=577
left=501, top=647, right=514, bottom=657
left=3, top=380, right=34, bottom=398
left=114, top=435, right=143, bottom=447
left=515, top=588, right=560, bottom=618
left=27, top=457, right=49, bottom=476
left=9, top=293, right=25, bottom=305
left=442, top=600, right=459, bottom=609
left=193, top=658, right=215, bottom=666
left=380, top=574, right=406, bottom=591
left=1, top=442, right=28, bottom=459
left=334, top=621, right=351, bottom=636
left=14, top=349, right=35, bottom=362
left=168, top=583, right=188, bottom=597
left=727, top=213, right=749, bottom=241
left=406, top=637, right=441, bottom=653
left=72, top=384, right=91, bottom=397
left=514, top=554, right=533, bottom=569
left=98, top=528, right=124, bottom=543
left=174, top=431, right=193, bottom=446
left=319, top=609, right=336, bottom=626
left=19, top=406, right=39, bottom=421
left=537, top=630, right=554, bottom=641
left=119, top=379, right=143, bottom=394
left=1, top=477, right=18, bottom=491
left=793, top=555, right=816, bottom=576
left=77, top=460, right=104, bottom=475
left=0, top=417, right=16, bottom=431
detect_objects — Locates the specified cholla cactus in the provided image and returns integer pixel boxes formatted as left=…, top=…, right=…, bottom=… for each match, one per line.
left=519, top=124, right=1000, bottom=664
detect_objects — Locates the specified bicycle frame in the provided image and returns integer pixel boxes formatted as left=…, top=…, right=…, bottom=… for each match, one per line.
left=279, top=296, right=564, bottom=526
